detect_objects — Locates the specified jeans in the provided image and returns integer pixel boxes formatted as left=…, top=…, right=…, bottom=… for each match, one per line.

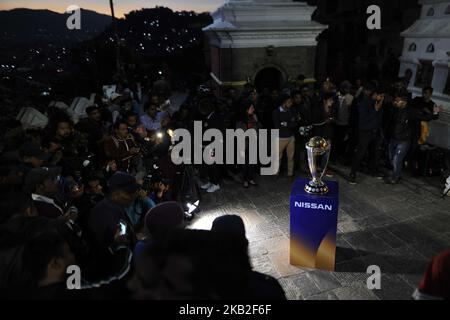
left=389, top=139, right=411, bottom=181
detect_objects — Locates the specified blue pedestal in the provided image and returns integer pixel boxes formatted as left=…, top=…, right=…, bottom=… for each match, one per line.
left=290, top=178, right=339, bottom=271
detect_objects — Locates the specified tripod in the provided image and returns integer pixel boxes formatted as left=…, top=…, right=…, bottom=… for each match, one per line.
left=444, top=175, right=450, bottom=198
left=178, top=164, right=202, bottom=219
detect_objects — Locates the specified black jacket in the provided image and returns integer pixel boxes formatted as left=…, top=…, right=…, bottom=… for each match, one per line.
left=272, top=107, right=298, bottom=139
left=88, top=198, right=135, bottom=253
left=87, top=197, right=135, bottom=279
left=357, top=95, right=383, bottom=131
left=386, top=106, right=438, bottom=142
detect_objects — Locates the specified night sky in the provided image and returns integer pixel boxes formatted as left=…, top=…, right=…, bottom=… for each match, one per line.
left=0, top=0, right=224, bottom=16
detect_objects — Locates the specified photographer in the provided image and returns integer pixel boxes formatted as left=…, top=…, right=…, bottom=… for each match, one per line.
left=125, top=186, right=156, bottom=230
left=76, top=105, right=109, bottom=162
left=23, top=167, right=78, bottom=223
left=143, top=166, right=172, bottom=205
left=104, top=121, right=141, bottom=173
left=45, top=117, right=90, bottom=176
left=22, top=167, right=89, bottom=271
left=72, top=172, right=106, bottom=233
left=103, top=158, right=119, bottom=181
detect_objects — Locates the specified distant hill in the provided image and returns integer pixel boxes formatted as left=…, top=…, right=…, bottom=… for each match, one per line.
left=0, top=8, right=112, bottom=45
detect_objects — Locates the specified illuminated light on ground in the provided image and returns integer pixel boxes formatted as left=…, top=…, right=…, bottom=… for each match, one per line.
left=187, top=210, right=219, bottom=231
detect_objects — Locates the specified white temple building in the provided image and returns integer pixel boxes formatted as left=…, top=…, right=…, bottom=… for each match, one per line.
left=399, top=0, right=450, bottom=149
left=203, top=0, right=327, bottom=90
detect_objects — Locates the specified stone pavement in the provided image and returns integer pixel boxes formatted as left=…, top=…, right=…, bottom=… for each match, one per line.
left=188, top=166, right=450, bottom=300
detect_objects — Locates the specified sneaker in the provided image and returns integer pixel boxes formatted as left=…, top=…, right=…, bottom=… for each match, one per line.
left=348, top=174, right=357, bottom=185
left=371, top=171, right=384, bottom=179
left=384, top=177, right=399, bottom=185
left=206, top=184, right=221, bottom=193
left=243, top=181, right=249, bottom=189
left=200, top=182, right=212, bottom=190
left=249, top=180, right=258, bottom=186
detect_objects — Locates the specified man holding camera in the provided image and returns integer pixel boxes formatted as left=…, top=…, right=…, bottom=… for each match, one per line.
left=104, top=121, right=141, bottom=173
left=24, top=167, right=78, bottom=223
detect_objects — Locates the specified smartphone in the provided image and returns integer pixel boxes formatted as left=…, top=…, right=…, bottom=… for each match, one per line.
left=119, top=221, right=127, bottom=236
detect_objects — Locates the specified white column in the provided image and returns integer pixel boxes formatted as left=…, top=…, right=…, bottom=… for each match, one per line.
left=432, top=60, right=449, bottom=94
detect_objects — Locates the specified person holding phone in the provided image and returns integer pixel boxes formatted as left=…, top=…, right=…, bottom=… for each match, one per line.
left=349, top=84, right=385, bottom=184
left=104, top=120, right=141, bottom=173
left=88, top=172, right=140, bottom=278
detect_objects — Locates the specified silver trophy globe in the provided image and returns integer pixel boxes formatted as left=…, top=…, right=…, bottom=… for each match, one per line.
left=305, top=137, right=331, bottom=195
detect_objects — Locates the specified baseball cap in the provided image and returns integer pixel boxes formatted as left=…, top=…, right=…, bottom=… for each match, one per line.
left=24, top=167, right=61, bottom=194
left=108, top=172, right=141, bottom=193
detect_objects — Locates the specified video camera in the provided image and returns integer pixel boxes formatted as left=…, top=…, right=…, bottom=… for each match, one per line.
left=142, top=161, right=172, bottom=191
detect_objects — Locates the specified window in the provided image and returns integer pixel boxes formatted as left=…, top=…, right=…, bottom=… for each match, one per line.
left=408, top=43, right=417, bottom=52
left=415, top=60, right=434, bottom=88
left=426, top=44, right=435, bottom=53
left=446, top=5, right=450, bottom=15
left=427, top=8, right=435, bottom=16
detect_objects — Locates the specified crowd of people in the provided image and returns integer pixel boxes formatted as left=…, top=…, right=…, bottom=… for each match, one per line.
left=268, top=78, right=443, bottom=186
left=0, top=72, right=448, bottom=300
left=0, top=78, right=290, bottom=299
left=195, top=76, right=444, bottom=190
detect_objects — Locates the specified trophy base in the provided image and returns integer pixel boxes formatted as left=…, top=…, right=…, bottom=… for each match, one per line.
left=304, top=181, right=329, bottom=195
